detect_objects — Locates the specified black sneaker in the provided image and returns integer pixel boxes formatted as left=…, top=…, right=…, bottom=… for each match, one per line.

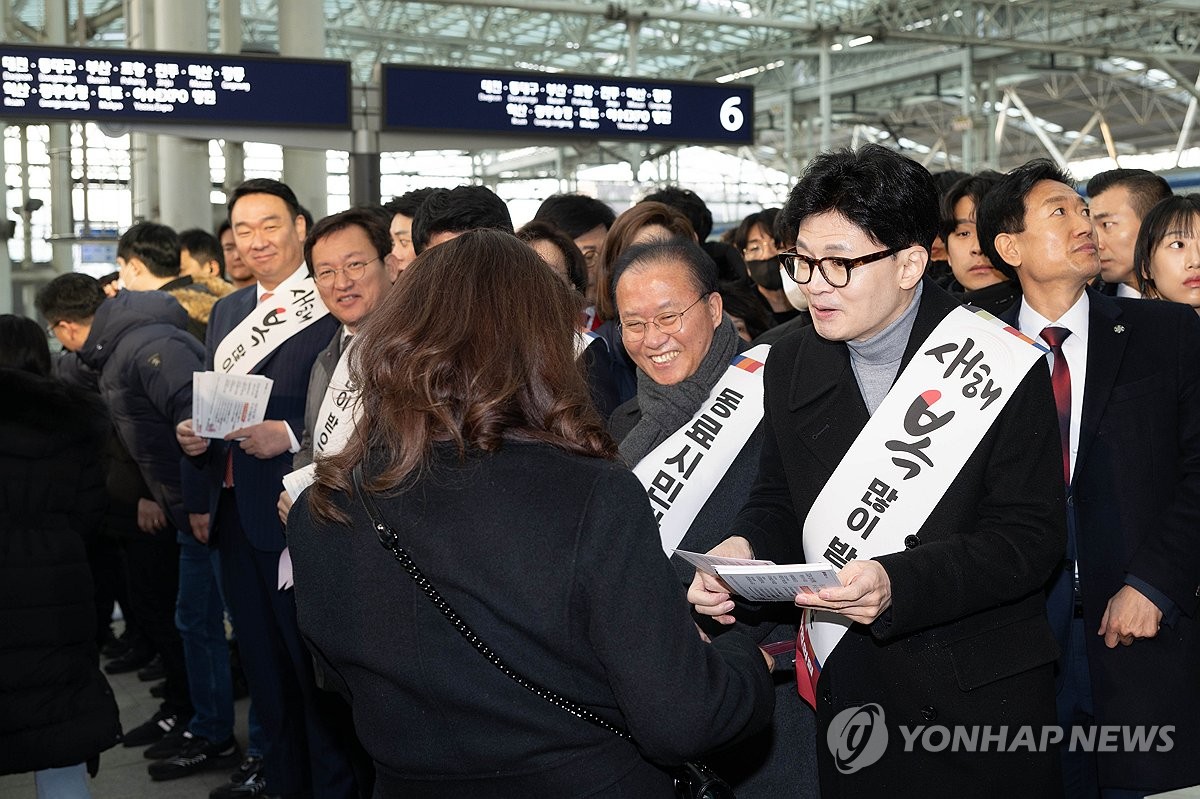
left=208, top=755, right=265, bottom=799
left=148, top=735, right=242, bottom=781
left=228, top=755, right=262, bottom=785
left=149, top=679, right=166, bottom=699
left=144, top=729, right=191, bottom=760
left=137, top=655, right=165, bottom=682
left=122, top=710, right=180, bottom=747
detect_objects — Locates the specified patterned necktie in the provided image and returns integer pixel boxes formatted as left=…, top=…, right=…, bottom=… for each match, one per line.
left=1040, top=326, right=1072, bottom=487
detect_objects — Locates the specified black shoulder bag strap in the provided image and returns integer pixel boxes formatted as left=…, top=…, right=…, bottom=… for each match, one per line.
left=351, top=462, right=732, bottom=799
left=352, top=462, right=631, bottom=739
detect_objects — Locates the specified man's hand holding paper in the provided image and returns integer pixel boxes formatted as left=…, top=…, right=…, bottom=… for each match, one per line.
left=192, top=371, right=274, bottom=439
left=794, top=559, right=892, bottom=625
left=176, top=418, right=209, bottom=456
left=226, top=420, right=292, bottom=459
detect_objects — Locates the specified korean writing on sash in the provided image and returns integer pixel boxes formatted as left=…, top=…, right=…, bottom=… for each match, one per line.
left=315, top=380, right=357, bottom=454
left=645, top=387, right=743, bottom=523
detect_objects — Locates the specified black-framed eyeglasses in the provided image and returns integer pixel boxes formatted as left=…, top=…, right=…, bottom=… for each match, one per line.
left=619, top=294, right=708, bottom=342
left=778, top=246, right=901, bottom=288
left=314, top=257, right=380, bottom=287
left=45, top=320, right=62, bottom=337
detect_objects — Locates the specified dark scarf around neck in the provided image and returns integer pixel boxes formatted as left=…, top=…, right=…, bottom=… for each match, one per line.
left=619, top=317, right=740, bottom=465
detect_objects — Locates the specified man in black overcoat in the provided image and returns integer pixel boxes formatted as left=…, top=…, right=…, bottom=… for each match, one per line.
left=980, top=159, right=1200, bottom=798
left=690, top=145, right=1067, bottom=798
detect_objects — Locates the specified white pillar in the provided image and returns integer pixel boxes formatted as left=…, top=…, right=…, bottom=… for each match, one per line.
left=219, top=0, right=244, bottom=201
left=127, top=0, right=159, bottom=221
left=45, top=0, right=73, bottom=272
left=279, top=0, right=328, bottom=218
left=153, top=0, right=211, bottom=230
left=819, top=34, right=832, bottom=153
left=0, top=0, right=10, bottom=312
left=0, top=122, right=11, bottom=315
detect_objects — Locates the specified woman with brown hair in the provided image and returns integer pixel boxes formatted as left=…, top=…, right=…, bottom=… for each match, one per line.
left=286, top=230, right=773, bottom=797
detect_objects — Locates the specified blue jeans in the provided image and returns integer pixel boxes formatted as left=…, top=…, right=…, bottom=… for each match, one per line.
left=248, top=702, right=265, bottom=758
left=175, top=536, right=234, bottom=741
left=35, top=764, right=91, bottom=799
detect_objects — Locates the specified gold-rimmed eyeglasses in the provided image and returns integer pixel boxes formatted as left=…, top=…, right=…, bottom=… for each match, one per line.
left=314, top=257, right=380, bottom=287
left=619, top=294, right=707, bottom=342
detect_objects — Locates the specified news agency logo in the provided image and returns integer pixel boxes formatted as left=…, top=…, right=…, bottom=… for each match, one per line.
left=826, top=704, right=1175, bottom=773
left=828, top=703, right=889, bottom=774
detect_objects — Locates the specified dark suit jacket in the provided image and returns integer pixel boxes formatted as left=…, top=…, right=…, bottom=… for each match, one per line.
left=1005, top=290, right=1200, bottom=791
left=200, top=283, right=340, bottom=551
left=735, top=281, right=1066, bottom=798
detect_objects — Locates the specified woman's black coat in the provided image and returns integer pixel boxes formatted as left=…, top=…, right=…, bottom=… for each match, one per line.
left=0, top=368, right=122, bottom=775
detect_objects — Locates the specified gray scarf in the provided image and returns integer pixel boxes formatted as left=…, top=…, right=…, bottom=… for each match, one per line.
left=619, top=317, right=741, bottom=465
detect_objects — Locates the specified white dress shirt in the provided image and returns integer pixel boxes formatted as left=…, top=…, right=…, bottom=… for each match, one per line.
left=1018, top=291, right=1090, bottom=481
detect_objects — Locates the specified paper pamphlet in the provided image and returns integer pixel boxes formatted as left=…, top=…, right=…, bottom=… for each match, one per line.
left=673, top=548, right=842, bottom=602
left=712, top=564, right=842, bottom=601
left=282, top=463, right=317, bottom=502
left=672, top=548, right=773, bottom=575
left=192, top=371, right=274, bottom=439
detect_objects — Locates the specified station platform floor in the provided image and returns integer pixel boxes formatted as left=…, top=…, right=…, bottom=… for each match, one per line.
left=0, top=646, right=253, bottom=799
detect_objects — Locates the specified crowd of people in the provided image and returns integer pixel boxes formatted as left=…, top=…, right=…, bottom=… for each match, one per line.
left=1, top=146, right=1198, bottom=799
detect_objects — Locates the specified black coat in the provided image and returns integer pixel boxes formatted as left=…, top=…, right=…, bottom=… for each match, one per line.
left=287, top=442, right=774, bottom=798
left=0, top=368, right=121, bottom=775
left=734, top=281, right=1067, bottom=798
left=1005, top=291, right=1200, bottom=791
left=610, top=390, right=820, bottom=797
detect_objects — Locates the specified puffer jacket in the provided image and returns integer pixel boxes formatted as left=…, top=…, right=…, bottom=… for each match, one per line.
left=0, top=367, right=122, bottom=774
left=75, top=290, right=204, bottom=532
left=161, top=274, right=233, bottom=342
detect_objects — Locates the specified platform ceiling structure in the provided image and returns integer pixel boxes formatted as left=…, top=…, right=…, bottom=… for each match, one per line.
left=7, top=0, right=1200, bottom=181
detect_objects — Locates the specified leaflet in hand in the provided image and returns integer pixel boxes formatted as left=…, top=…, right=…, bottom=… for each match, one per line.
left=192, top=371, right=274, bottom=439
left=282, top=463, right=317, bottom=502
left=673, top=548, right=842, bottom=602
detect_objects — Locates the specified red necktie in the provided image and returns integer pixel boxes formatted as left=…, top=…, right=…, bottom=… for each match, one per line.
left=1040, top=326, right=1072, bottom=487
left=223, top=291, right=276, bottom=488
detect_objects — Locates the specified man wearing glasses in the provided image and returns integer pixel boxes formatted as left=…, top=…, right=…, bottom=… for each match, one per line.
left=277, top=206, right=402, bottom=522
left=689, top=144, right=1066, bottom=796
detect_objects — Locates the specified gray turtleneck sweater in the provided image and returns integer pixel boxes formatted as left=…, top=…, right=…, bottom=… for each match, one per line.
left=846, top=281, right=923, bottom=415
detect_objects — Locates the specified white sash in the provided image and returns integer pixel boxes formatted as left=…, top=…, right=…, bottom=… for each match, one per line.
left=279, top=335, right=360, bottom=592
left=281, top=335, right=360, bottom=502
left=314, top=335, right=360, bottom=457
left=794, top=307, right=1046, bottom=705
left=634, top=344, right=770, bottom=556
left=214, top=267, right=330, bottom=375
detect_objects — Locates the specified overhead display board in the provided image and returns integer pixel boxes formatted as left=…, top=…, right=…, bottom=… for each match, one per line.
left=382, top=65, right=754, bottom=146
left=0, top=44, right=351, bottom=128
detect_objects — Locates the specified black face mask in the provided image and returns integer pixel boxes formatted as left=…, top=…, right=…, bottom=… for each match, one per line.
left=746, top=256, right=783, bottom=291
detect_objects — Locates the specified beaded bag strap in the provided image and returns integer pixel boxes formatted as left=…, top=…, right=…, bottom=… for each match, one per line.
left=352, top=463, right=632, bottom=741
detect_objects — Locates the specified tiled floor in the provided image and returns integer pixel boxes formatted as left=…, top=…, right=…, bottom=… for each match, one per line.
left=0, top=651, right=252, bottom=799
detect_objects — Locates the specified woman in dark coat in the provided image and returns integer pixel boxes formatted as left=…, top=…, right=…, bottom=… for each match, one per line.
left=287, top=231, right=774, bottom=798
left=608, top=238, right=819, bottom=797
left=0, top=314, right=121, bottom=797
